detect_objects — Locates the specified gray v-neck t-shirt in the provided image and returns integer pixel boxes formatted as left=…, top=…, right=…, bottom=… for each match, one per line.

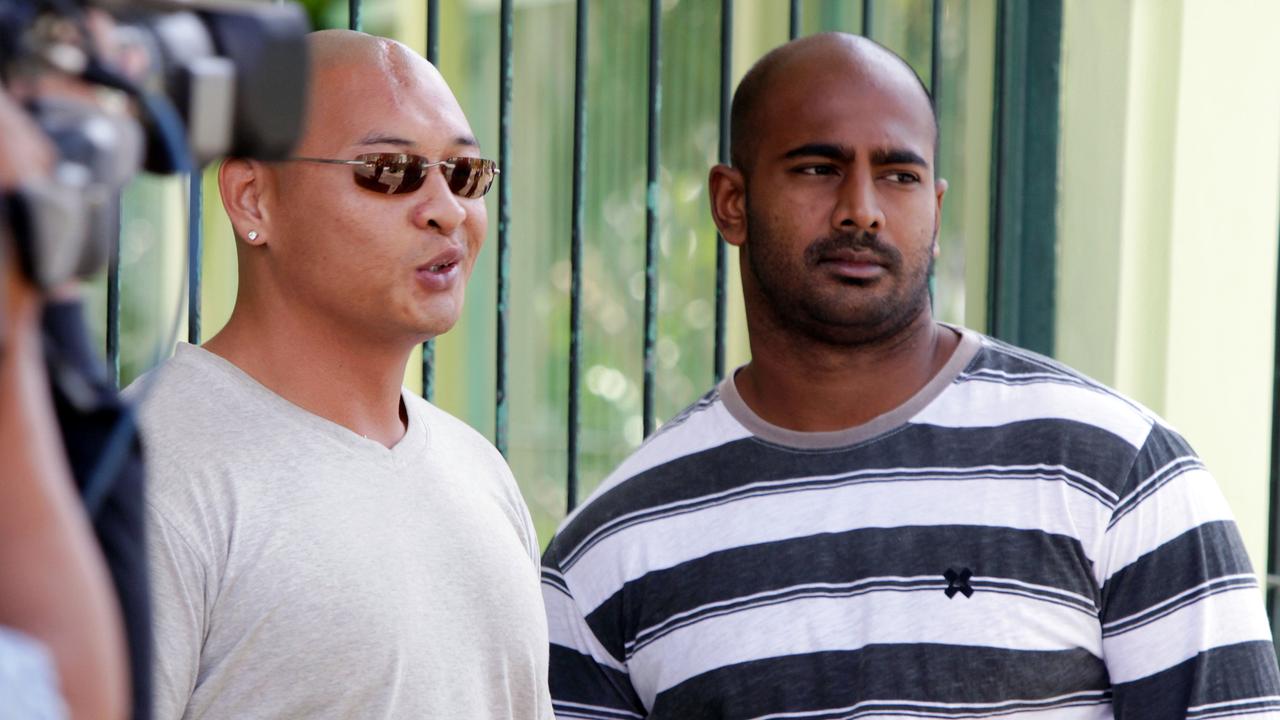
left=137, top=344, right=552, bottom=719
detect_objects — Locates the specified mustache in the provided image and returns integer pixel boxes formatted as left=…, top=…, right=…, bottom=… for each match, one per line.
left=803, top=231, right=902, bottom=266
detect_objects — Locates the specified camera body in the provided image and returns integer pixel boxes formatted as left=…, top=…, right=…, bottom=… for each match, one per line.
left=0, top=0, right=309, bottom=294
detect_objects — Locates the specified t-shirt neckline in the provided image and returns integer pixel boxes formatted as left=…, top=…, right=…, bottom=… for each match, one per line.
left=171, top=342, right=428, bottom=460
left=718, top=324, right=981, bottom=450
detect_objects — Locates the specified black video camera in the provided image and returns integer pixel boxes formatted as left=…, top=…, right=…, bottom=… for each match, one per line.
left=0, top=0, right=309, bottom=299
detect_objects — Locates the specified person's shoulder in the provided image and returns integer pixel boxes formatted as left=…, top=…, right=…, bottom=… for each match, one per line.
left=944, top=330, right=1161, bottom=448
left=128, top=351, right=221, bottom=442
left=613, top=383, right=745, bottom=486
left=133, top=346, right=249, bottom=425
left=405, top=393, right=542, bottom=552
left=545, top=383, right=747, bottom=564
left=404, top=392, right=522, bottom=503
left=405, top=392, right=506, bottom=464
left=126, top=345, right=275, bottom=503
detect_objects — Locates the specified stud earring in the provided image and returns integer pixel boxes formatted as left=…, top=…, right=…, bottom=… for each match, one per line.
left=247, top=231, right=259, bottom=241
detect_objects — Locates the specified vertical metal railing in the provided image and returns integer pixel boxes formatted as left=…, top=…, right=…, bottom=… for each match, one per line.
left=641, top=0, right=662, bottom=438
left=567, top=0, right=588, bottom=512
left=495, top=0, right=513, bottom=455
left=928, top=0, right=942, bottom=304
left=931, top=0, right=942, bottom=123
left=862, top=0, right=874, bottom=35
left=349, top=0, right=361, bottom=32
left=987, top=0, right=1062, bottom=355
left=426, top=0, right=439, bottom=67
left=421, top=0, right=439, bottom=402
left=187, top=173, right=202, bottom=345
left=789, top=0, right=801, bottom=40
left=713, top=0, right=731, bottom=384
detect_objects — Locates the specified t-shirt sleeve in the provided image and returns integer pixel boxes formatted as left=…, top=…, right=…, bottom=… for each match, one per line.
left=145, top=500, right=207, bottom=720
left=518, top=496, right=540, bottom=568
left=541, top=546, right=646, bottom=720
left=1098, top=423, right=1280, bottom=719
left=491, top=454, right=541, bottom=568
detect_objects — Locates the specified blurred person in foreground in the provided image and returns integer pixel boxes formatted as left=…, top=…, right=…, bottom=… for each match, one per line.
left=541, top=32, right=1280, bottom=719
left=0, top=83, right=129, bottom=720
left=137, top=29, right=551, bottom=719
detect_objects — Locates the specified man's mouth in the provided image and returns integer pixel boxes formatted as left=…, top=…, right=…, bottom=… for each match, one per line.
left=815, top=248, right=889, bottom=280
left=415, top=246, right=466, bottom=290
left=805, top=231, right=899, bottom=273
left=822, top=261, right=886, bottom=281
left=419, top=245, right=465, bottom=274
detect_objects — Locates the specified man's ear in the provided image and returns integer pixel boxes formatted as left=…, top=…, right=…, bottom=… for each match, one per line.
left=708, top=164, right=748, bottom=248
left=218, top=158, right=270, bottom=246
left=932, top=176, right=948, bottom=257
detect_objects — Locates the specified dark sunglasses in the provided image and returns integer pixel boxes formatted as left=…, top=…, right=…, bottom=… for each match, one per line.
left=288, top=153, right=500, bottom=199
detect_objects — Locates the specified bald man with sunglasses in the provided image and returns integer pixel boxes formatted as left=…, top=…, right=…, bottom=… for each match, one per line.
left=137, top=30, right=552, bottom=720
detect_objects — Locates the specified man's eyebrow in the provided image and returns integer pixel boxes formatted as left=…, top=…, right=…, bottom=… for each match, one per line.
left=779, top=144, right=930, bottom=169
left=355, top=133, right=481, bottom=149
left=870, top=147, right=929, bottom=168
left=356, top=132, right=415, bottom=147
left=782, top=143, right=853, bottom=162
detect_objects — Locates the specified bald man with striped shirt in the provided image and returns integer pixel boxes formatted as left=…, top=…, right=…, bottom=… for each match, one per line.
left=541, top=33, right=1280, bottom=720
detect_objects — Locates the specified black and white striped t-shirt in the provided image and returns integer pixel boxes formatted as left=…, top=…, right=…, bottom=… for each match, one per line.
left=542, top=327, right=1280, bottom=720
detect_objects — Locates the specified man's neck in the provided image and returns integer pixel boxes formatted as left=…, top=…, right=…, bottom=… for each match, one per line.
left=201, top=301, right=414, bottom=448
left=735, top=312, right=959, bottom=433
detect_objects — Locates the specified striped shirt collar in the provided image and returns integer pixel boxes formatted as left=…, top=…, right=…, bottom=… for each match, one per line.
left=719, top=323, right=982, bottom=449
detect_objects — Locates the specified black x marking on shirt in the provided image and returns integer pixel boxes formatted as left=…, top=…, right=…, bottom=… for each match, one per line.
left=944, top=567, right=974, bottom=598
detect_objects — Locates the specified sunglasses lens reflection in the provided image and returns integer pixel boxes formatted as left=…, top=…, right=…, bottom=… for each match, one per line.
left=446, top=158, right=496, bottom=199
left=353, top=154, right=423, bottom=194
left=351, top=154, right=496, bottom=199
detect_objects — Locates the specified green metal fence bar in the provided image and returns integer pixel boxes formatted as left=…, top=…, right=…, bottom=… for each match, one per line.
left=714, top=0, right=732, bottom=383
left=987, top=0, right=1061, bottom=356
left=642, top=0, right=662, bottom=438
left=567, top=0, right=588, bottom=512
left=495, top=0, right=513, bottom=455
left=188, top=173, right=203, bottom=344
left=348, top=0, right=361, bottom=32
left=426, top=0, right=439, bottom=66
left=107, top=228, right=121, bottom=386
left=928, top=0, right=943, bottom=304
left=422, top=0, right=438, bottom=402
left=931, top=0, right=942, bottom=119
left=790, top=0, right=801, bottom=39
left=862, top=0, right=873, bottom=36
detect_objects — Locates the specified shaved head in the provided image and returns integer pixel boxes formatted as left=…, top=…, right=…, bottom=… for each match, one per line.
left=298, top=30, right=470, bottom=152
left=730, top=32, right=936, bottom=173
left=306, top=29, right=446, bottom=93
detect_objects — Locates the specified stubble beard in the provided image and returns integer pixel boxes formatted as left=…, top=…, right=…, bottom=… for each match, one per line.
left=744, top=203, right=935, bottom=348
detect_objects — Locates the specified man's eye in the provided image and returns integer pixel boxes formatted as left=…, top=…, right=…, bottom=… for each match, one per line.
left=797, top=165, right=837, bottom=176
left=885, top=172, right=920, bottom=184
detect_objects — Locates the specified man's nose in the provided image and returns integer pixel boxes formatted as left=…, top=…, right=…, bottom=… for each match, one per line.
left=833, top=170, right=884, bottom=233
left=411, top=168, right=467, bottom=234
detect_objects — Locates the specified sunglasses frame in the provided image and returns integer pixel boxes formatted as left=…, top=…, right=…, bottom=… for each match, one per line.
left=288, top=153, right=501, bottom=199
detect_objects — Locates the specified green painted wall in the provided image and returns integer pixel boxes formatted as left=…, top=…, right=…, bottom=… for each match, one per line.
left=1058, top=0, right=1280, bottom=575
